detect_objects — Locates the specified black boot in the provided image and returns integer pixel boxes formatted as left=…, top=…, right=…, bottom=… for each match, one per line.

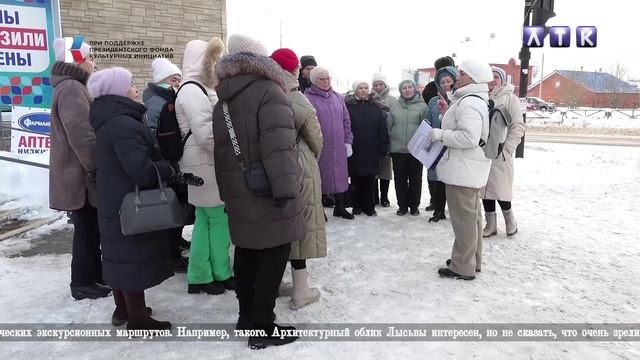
left=188, top=282, right=226, bottom=295
left=438, top=267, right=475, bottom=280
left=428, top=210, right=446, bottom=223
left=332, top=193, right=354, bottom=220
left=248, top=323, right=298, bottom=350
left=445, top=259, right=480, bottom=273
left=71, top=283, right=111, bottom=300
left=380, top=179, right=391, bottom=207
left=218, top=276, right=235, bottom=291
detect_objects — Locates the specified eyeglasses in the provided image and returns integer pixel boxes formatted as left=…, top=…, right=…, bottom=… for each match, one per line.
left=317, top=77, right=332, bottom=82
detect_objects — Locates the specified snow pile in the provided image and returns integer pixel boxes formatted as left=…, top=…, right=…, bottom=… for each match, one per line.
left=0, top=151, right=54, bottom=218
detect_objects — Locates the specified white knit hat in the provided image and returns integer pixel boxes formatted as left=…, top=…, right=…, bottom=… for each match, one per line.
left=458, top=59, right=493, bottom=84
left=352, top=80, right=369, bottom=92
left=227, top=34, right=267, bottom=56
left=151, top=58, right=182, bottom=84
left=53, top=37, right=91, bottom=63
left=371, top=73, right=388, bottom=86
left=310, top=66, right=330, bottom=85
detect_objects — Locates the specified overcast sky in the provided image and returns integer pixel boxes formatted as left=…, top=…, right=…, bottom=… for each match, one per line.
left=227, top=0, right=640, bottom=92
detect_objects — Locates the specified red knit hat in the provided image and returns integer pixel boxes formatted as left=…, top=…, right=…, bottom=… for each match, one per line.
left=270, top=48, right=299, bottom=72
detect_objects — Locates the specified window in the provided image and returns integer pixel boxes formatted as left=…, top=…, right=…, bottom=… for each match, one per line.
left=507, top=75, right=513, bottom=84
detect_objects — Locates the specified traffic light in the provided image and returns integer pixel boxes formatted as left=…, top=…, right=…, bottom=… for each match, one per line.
left=531, top=0, right=556, bottom=25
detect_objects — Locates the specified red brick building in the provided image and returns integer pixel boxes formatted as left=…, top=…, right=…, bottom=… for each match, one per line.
left=418, top=58, right=532, bottom=91
left=528, top=70, right=640, bottom=109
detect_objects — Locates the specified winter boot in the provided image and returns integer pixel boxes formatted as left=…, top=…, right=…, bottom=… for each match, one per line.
left=248, top=323, right=298, bottom=349
left=332, top=193, right=354, bottom=220
left=503, top=208, right=518, bottom=236
left=289, top=268, right=320, bottom=310
left=123, top=290, right=171, bottom=331
left=483, top=211, right=497, bottom=237
left=111, top=289, right=152, bottom=326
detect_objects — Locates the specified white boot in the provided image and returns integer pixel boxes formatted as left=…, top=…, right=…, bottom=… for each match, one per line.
left=483, top=211, right=497, bottom=237
left=290, top=268, right=320, bottom=310
left=503, top=208, right=518, bottom=236
left=279, top=281, right=293, bottom=297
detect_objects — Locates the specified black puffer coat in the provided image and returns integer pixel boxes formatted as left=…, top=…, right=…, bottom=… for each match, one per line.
left=213, top=52, right=305, bottom=250
left=90, top=95, right=174, bottom=291
left=345, top=94, right=389, bottom=176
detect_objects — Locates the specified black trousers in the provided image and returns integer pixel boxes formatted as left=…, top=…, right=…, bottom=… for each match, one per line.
left=429, top=180, right=446, bottom=212
left=234, top=243, right=291, bottom=325
left=391, top=153, right=423, bottom=210
left=483, top=199, right=512, bottom=212
left=351, top=175, right=376, bottom=212
left=69, top=203, right=102, bottom=287
left=167, top=226, right=184, bottom=260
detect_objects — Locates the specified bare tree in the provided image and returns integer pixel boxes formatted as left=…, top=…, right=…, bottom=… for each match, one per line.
left=605, top=62, right=629, bottom=108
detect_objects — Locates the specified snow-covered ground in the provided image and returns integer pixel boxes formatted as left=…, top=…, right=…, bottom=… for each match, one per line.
left=1, top=142, right=639, bottom=359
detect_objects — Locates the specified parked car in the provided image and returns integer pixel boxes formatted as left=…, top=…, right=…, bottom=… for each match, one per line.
left=519, top=98, right=536, bottom=112
left=525, top=97, right=556, bottom=111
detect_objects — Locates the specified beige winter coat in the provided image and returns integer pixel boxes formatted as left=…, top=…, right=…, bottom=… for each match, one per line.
left=482, top=84, right=526, bottom=201
left=176, top=38, right=224, bottom=207
left=284, top=71, right=327, bottom=259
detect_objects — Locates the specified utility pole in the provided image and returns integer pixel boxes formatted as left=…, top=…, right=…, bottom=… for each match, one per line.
left=516, top=0, right=555, bottom=158
left=538, top=52, right=545, bottom=98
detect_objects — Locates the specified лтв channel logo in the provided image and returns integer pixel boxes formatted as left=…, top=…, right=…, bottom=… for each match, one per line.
left=523, top=26, right=597, bottom=48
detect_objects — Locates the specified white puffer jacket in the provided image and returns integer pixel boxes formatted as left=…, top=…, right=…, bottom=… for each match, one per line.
left=435, top=83, right=491, bottom=189
left=176, top=39, right=223, bottom=207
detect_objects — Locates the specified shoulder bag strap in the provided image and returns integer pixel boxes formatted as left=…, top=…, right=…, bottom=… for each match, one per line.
left=222, top=102, right=247, bottom=171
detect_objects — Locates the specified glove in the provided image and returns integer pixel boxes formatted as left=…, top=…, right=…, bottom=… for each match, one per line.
left=345, top=143, right=353, bottom=158
left=274, top=198, right=288, bottom=208
left=175, top=172, right=205, bottom=186
left=427, top=128, right=443, bottom=142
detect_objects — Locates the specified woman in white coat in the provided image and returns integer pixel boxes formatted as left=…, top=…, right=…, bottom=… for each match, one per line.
left=482, top=67, right=526, bottom=237
left=176, top=37, right=233, bottom=295
left=427, top=59, right=493, bottom=280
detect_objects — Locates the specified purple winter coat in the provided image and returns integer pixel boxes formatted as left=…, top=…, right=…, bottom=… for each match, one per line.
left=305, top=85, right=353, bottom=194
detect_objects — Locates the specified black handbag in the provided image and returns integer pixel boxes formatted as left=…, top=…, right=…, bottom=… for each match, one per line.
left=119, top=162, right=183, bottom=235
left=222, top=102, right=272, bottom=196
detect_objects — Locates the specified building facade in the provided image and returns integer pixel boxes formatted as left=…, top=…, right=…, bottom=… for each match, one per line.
left=528, top=70, right=640, bottom=109
left=59, top=0, right=226, bottom=89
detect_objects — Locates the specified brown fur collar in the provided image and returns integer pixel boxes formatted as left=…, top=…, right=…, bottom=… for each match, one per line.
left=51, top=61, right=90, bottom=86
left=215, top=52, right=287, bottom=92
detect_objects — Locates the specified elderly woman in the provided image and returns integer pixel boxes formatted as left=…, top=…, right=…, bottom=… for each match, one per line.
left=388, top=79, right=427, bottom=216
left=425, top=66, right=457, bottom=223
left=88, top=67, right=196, bottom=329
left=305, top=66, right=354, bottom=220
left=427, top=59, right=494, bottom=280
left=213, top=34, right=303, bottom=349
left=346, top=80, right=389, bottom=216
left=482, top=67, right=526, bottom=237
left=141, top=58, right=189, bottom=273
left=370, top=73, right=397, bottom=207
left=270, top=47, right=326, bottom=310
